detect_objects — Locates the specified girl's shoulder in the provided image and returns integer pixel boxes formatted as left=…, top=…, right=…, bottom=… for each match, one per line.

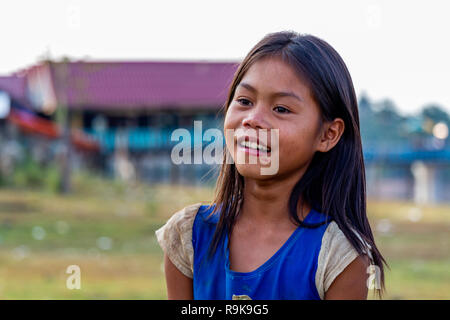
left=315, top=220, right=373, bottom=299
left=155, top=202, right=204, bottom=278
left=161, top=202, right=204, bottom=231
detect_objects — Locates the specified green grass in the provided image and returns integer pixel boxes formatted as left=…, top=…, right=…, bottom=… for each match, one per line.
left=0, top=173, right=448, bottom=299
left=366, top=201, right=450, bottom=299
left=382, top=259, right=450, bottom=299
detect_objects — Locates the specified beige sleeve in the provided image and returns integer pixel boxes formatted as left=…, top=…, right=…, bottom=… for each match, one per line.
left=315, top=221, right=373, bottom=299
left=155, top=202, right=203, bottom=279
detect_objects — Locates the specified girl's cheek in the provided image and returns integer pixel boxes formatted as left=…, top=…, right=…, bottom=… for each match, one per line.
left=223, top=108, right=234, bottom=129
left=224, top=110, right=241, bottom=134
left=223, top=113, right=236, bottom=155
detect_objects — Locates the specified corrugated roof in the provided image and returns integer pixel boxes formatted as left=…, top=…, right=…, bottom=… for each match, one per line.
left=0, top=75, right=26, bottom=101
left=45, top=60, right=239, bottom=110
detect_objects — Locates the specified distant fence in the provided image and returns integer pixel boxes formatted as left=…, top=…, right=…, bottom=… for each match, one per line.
left=363, top=142, right=450, bottom=163
left=86, top=128, right=450, bottom=164
left=85, top=127, right=214, bottom=153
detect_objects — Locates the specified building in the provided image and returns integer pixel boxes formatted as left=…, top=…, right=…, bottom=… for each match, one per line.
left=2, top=59, right=239, bottom=185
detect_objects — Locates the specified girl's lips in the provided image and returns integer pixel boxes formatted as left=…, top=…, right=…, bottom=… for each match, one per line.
left=236, top=143, right=271, bottom=157
left=235, top=134, right=271, bottom=152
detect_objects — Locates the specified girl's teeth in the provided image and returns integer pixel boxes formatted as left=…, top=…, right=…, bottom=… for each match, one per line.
left=240, top=140, right=269, bottom=152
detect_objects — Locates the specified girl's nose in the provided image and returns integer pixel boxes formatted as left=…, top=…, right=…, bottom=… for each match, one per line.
left=241, top=106, right=270, bottom=130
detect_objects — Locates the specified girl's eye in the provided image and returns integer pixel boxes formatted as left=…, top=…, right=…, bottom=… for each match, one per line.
left=274, top=106, right=290, bottom=114
left=236, top=99, right=290, bottom=114
left=236, top=98, right=252, bottom=106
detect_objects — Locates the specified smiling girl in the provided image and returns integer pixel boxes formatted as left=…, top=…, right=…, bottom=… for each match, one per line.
left=156, top=30, right=387, bottom=300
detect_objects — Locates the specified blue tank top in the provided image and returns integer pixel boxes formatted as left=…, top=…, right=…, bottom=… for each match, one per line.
left=192, top=204, right=331, bottom=300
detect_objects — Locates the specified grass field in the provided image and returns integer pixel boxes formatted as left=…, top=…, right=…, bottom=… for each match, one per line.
left=0, top=173, right=449, bottom=299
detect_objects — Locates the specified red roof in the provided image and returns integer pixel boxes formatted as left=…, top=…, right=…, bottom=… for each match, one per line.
left=28, top=60, right=240, bottom=110
left=7, top=108, right=100, bottom=152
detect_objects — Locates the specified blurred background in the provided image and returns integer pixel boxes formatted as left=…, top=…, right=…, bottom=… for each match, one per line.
left=0, top=0, right=449, bottom=299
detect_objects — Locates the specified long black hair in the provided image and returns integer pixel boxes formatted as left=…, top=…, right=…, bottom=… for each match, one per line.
left=205, top=30, right=387, bottom=297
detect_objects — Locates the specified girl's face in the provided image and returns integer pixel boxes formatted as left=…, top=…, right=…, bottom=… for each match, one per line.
left=224, top=56, right=325, bottom=180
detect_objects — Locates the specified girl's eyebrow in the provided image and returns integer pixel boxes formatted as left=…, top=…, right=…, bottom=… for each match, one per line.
left=237, top=82, right=303, bottom=102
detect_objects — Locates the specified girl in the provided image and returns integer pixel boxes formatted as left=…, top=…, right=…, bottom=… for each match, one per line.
left=156, top=30, right=387, bottom=300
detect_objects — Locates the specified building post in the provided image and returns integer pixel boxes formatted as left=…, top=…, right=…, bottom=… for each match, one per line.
left=411, top=160, right=436, bottom=204
left=55, top=59, right=72, bottom=194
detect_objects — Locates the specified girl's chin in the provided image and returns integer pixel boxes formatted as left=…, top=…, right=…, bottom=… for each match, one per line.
left=234, top=163, right=277, bottom=179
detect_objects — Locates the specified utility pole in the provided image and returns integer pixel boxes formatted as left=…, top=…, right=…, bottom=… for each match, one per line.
left=54, top=58, right=72, bottom=194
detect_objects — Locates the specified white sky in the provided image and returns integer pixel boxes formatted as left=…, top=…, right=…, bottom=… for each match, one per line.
left=1, top=0, right=449, bottom=116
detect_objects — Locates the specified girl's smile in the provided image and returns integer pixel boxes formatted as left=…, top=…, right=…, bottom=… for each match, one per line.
left=235, top=132, right=271, bottom=158
left=237, top=138, right=270, bottom=157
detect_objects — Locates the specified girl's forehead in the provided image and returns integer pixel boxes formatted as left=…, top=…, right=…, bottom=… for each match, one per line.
left=238, top=57, right=311, bottom=97
left=245, top=56, right=295, bottom=77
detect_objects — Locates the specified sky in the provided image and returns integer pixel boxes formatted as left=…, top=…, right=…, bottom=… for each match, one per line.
left=1, top=0, right=449, bottom=116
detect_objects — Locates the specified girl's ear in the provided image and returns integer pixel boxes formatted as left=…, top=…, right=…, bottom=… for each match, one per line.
left=316, top=118, right=345, bottom=153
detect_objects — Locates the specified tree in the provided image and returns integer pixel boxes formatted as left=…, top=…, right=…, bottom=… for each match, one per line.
left=421, top=104, right=450, bottom=126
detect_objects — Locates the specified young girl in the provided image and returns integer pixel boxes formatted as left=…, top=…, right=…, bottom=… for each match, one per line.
left=156, top=30, right=387, bottom=300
